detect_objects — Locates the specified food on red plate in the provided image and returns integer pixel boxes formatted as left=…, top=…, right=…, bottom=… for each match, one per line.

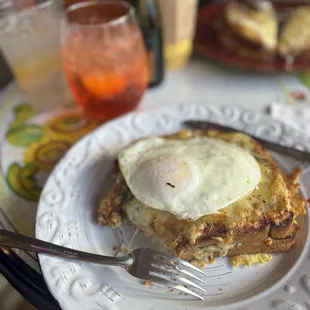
left=216, top=2, right=310, bottom=64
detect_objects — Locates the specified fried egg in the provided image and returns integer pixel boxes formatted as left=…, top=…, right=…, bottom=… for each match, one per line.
left=118, top=137, right=261, bottom=220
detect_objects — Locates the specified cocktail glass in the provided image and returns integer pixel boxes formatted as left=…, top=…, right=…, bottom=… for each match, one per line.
left=61, top=0, right=148, bottom=120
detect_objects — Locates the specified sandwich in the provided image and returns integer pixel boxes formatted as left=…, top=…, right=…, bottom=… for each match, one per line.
left=97, top=130, right=306, bottom=265
left=218, top=1, right=278, bottom=60
left=278, top=6, right=310, bottom=59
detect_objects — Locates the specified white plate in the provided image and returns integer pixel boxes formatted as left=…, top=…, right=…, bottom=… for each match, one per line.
left=36, top=104, right=310, bottom=310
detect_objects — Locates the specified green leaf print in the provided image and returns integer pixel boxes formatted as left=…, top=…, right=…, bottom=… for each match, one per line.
left=9, top=104, right=36, bottom=130
left=15, top=104, right=36, bottom=121
left=6, top=163, right=41, bottom=202
left=6, top=124, right=44, bottom=147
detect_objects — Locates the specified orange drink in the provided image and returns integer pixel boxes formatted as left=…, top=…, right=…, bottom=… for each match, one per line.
left=62, top=1, right=148, bottom=120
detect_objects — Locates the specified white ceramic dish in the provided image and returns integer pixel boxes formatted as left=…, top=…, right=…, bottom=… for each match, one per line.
left=36, top=103, right=310, bottom=310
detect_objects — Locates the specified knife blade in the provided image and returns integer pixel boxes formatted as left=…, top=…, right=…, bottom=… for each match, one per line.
left=183, top=120, right=310, bottom=163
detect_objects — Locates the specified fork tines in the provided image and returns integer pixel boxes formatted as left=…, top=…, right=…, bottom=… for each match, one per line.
left=149, top=252, right=207, bottom=300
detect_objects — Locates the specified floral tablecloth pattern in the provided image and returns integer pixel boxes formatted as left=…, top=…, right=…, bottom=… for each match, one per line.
left=0, top=85, right=100, bottom=270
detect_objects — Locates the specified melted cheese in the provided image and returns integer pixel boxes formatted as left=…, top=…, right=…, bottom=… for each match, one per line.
left=190, top=237, right=231, bottom=260
left=230, top=253, right=272, bottom=267
left=116, top=244, right=132, bottom=257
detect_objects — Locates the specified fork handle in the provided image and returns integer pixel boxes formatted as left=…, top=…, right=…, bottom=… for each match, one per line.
left=0, top=229, right=133, bottom=268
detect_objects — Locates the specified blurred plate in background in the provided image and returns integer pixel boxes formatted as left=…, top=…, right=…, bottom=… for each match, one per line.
left=194, top=2, right=310, bottom=72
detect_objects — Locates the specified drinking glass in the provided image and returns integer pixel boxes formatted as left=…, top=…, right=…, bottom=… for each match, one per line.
left=61, top=0, right=148, bottom=120
left=0, top=0, right=71, bottom=111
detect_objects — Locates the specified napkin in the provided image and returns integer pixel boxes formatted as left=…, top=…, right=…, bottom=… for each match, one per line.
left=269, top=102, right=310, bottom=136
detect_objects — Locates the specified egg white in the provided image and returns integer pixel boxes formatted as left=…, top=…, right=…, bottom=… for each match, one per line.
left=118, top=137, right=261, bottom=220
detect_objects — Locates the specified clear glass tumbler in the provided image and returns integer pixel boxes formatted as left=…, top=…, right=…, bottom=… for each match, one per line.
left=61, top=0, right=148, bottom=120
left=0, top=0, right=71, bottom=111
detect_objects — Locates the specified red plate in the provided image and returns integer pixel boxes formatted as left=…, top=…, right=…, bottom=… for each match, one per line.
left=194, top=3, right=310, bottom=72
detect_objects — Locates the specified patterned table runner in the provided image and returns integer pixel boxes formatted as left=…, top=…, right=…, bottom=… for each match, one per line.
left=0, top=85, right=100, bottom=270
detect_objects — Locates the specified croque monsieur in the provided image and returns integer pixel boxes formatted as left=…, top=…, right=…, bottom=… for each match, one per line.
left=98, top=130, right=306, bottom=265
left=278, top=6, right=310, bottom=59
left=218, top=1, right=278, bottom=60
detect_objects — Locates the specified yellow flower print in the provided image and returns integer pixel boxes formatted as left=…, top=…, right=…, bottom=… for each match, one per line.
left=44, top=111, right=100, bottom=142
left=24, top=136, right=72, bottom=172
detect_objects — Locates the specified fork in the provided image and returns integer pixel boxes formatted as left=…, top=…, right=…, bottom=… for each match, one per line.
left=0, top=229, right=206, bottom=300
